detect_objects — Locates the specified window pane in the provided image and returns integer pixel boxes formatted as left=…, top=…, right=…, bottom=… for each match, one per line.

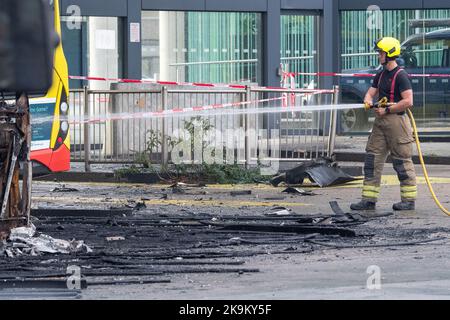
left=280, top=15, right=319, bottom=89
left=340, top=9, right=450, bottom=133
left=341, top=10, right=416, bottom=71
left=142, top=11, right=262, bottom=85
left=404, top=39, right=447, bottom=68
left=61, top=16, right=123, bottom=90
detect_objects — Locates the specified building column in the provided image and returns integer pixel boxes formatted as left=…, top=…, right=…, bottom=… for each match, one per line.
left=320, top=0, right=340, bottom=89
left=124, top=0, right=142, bottom=79
left=263, top=0, right=281, bottom=87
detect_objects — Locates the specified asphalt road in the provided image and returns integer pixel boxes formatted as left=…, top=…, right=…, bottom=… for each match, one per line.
left=22, top=164, right=450, bottom=299
left=24, top=164, right=450, bottom=300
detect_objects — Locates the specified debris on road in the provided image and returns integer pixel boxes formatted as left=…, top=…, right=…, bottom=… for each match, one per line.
left=306, top=237, right=446, bottom=249
left=262, top=196, right=286, bottom=200
left=9, top=224, right=36, bottom=240
left=88, top=278, right=171, bottom=286
left=203, top=220, right=357, bottom=237
left=168, top=182, right=207, bottom=195
left=329, top=201, right=347, bottom=215
left=265, top=209, right=292, bottom=216
left=271, top=206, right=289, bottom=211
left=329, top=201, right=393, bottom=219
left=171, top=185, right=185, bottom=194
left=31, top=208, right=133, bottom=218
left=106, top=236, right=126, bottom=242
left=282, top=187, right=315, bottom=195
left=50, top=185, right=79, bottom=193
left=4, top=177, right=449, bottom=295
left=230, top=190, right=252, bottom=196
left=133, top=201, right=147, bottom=211
left=270, top=157, right=360, bottom=187
left=170, top=182, right=206, bottom=188
left=1, top=224, right=92, bottom=257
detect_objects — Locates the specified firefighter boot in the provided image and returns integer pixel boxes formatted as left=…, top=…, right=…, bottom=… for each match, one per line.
left=392, top=201, right=415, bottom=211
left=350, top=200, right=376, bottom=211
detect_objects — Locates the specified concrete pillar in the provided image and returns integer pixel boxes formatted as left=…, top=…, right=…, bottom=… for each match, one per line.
left=124, top=0, right=142, bottom=80
left=263, top=0, right=281, bottom=87
left=320, top=0, right=340, bottom=89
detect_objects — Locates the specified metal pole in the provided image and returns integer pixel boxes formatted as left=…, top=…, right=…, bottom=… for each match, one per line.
left=83, top=86, right=91, bottom=172
left=327, top=85, right=339, bottom=157
left=161, top=86, right=169, bottom=167
left=24, top=99, right=32, bottom=226
left=244, top=86, right=252, bottom=169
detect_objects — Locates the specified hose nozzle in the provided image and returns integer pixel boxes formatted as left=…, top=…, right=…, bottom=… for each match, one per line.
left=365, top=97, right=389, bottom=111
left=373, top=97, right=389, bottom=109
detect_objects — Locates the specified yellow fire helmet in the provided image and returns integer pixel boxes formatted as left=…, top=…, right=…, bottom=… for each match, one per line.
left=374, top=37, right=401, bottom=58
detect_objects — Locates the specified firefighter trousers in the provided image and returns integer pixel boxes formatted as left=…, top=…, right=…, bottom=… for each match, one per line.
left=362, top=113, right=417, bottom=202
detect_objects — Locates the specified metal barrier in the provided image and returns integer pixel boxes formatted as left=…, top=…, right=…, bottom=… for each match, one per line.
left=68, top=85, right=339, bottom=172
left=248, top=87, right=338, bottom=162
left=68, top=89, right=84, bottom=163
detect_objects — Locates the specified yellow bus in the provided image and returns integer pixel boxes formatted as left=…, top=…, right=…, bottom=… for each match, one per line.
left=30, top=0, right=70, bottom=172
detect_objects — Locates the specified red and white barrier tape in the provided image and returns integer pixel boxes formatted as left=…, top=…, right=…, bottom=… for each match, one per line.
left=283, top=71, right=450, bottom=78
left=68, top=91, right=324, bottom=125
left=69, top=75, right=335, bottom=93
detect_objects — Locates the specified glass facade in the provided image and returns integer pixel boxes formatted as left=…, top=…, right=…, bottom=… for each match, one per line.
left=278, top=14, right=321, bottom=141
left=341, top=10, right=450, bottom=70
left=340, top=9, right=450, bottom=133
left=142, top=11, right=262, bottom=85
left=61, top=17, right=124, bottom=90
left=59, top=5, right=450, bottom=135
left=280, top=14, right=320, bottom=89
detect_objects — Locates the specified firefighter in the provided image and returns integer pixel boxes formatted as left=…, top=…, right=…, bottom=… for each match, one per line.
left=350, top=37, right=417, bottom=211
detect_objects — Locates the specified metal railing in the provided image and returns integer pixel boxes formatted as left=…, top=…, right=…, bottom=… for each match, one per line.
left=68, top=85, right=339, bottom=172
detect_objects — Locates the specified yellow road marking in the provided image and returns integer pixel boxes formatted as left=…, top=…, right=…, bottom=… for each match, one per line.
left=33, top=180, right=276, bottom=190
left=34, top=180, right=159, bottom=188
left=33, top=175, right=450, bottom=192
left=321, top=176, right=450, bottom=190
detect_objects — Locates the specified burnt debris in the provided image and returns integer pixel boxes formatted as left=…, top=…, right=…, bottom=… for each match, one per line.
left=0, top=202, right=445, bottom=295
left=271, top=157, right=361, bottom=187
